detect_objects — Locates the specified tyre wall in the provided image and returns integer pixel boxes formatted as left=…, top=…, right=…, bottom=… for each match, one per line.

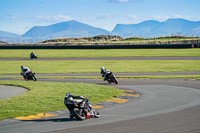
left=0, top=44, right=199, bottom=49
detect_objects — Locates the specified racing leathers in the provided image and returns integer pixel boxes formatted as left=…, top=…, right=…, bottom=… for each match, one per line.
left=64, top=93, right=91, bottom=118
left=21, top=66, right=31, bottom=77
left=101, top=69, right=112, bottom=81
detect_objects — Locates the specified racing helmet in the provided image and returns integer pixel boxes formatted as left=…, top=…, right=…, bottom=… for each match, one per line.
left=21, top=65, right=25, bottom=69
left=101, top=66, right=105, bottom=71
left=65, top=93, right=73, bottom=101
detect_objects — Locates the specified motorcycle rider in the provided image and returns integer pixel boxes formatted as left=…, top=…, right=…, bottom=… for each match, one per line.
left=64, top=93, right=86, bottom=103
left=100, top=66, right=112, bottom=81
left=30, top=52, right=37, bottom=59
left=64, top=93, right=92, bottom=118
left=21, top=65, right=31, bottom=78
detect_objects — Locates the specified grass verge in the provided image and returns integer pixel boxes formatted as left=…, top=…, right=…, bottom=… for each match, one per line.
left=117, top=75, right=200, bottom=79
left=0, top=49, right=200, bottom=58
left=29, top=75, right=200, bottom=79
left=0, top=60, right=200, bottom=74
left=0, top=80, right=122, bottom=120
left=1, top=75, right=200, bottom=80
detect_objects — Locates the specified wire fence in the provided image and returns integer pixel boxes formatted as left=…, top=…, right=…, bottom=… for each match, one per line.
left=0, top=39, right=43, bottom=44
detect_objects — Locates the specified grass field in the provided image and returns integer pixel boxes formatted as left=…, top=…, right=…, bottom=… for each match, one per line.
left=0, top=80, right=122, bottom=120
left=0, top=60, right=199, bottom=74
left=0, top=48, right=199, bottom=120
left=0, top=49, right=200, bottom=58
left=1, top=75, right=200, bottom=80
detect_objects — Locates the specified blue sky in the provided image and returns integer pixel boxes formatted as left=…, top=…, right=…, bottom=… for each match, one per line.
left=0, top=0, right=199, bottom=34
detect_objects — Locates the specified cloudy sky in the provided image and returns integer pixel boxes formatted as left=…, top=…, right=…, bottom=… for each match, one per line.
left=0, top=0, right=199, bottom=34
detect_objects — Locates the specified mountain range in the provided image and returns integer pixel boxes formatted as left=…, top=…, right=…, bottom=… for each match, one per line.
left=0, top=18, right=200, bottom=43
left=22, top=20, right=112, bottom=39
left=112, top=18, right=200, bottom=38
left=0, top=30, right=20, bottom=38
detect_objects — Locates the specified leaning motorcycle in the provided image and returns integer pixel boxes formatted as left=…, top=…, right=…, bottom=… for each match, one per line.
left=21, top=71, right=37, bottom=81
left=30, top=53, right=37, bottom=59
left=107, top=73, right=119, bottom=84
left=64, top=93, right=100, bottom=120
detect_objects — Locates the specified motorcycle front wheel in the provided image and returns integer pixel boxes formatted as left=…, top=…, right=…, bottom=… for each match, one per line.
left=32, top=74, right=37, bottom=81
left=93, top=109, right=100, bottom=118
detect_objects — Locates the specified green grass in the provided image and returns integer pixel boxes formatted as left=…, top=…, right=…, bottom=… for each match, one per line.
left=28, top=75, right=200, bottom=79
left=1, top=48, right=198, bottom=120
left=0, top=60, right=199, bottom=74
left=0, top=80, right=122, bottom=120
left=0, top=49, right=200, bottom=58
left=117, top=75, right=200, bottom=79
left=1, top=75, right=200, bottom=80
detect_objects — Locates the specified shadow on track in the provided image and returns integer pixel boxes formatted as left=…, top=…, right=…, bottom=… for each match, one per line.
left=23, top=117, right=77, bottom=122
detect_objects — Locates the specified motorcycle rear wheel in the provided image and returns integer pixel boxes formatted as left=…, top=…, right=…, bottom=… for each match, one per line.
left=110, top=74, right=118, bottom=84
left=72, top=108, right=86, bottom=120
left=24, top=77, right=29, bottom=81
left=112, top=77, right=118, bottom=84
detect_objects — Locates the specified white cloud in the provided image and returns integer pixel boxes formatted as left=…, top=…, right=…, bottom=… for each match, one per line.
left=152, top=15, right=198, bottom=22
left=0, top=15, right=17, bottom=21
left=153, top=16, right=170, bottom=21
left=36, top=15, right=71, bottom=21
left=174, top=14, right=183, bottom=18
left=118, top=0, right=129, bottom=2
left=11, top=16, right=17, bottom=19
left=129, top=15, right=137, bottom=20
left=53, top=15, right=71, bottom=21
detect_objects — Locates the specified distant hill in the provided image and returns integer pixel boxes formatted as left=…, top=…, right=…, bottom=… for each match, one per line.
left=0, top=30, right=20, bottom=38
left=41, top=35, right=123, bottom=44
left=112, top=18, right=200, bottom=38
left=22, top=20, right=112, bottom=39
left=0, top=30, right=23, bottom=43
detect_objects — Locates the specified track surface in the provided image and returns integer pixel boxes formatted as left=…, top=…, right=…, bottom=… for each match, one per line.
left=0, top=85, right=27, bottom=100
left=0, top=78, right=200, bottom=133
left=0, top=56, right=200, bottom=133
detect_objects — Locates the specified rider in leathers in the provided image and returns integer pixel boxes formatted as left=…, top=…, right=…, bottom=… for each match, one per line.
left=21, top=65, right=31, bottom=78
left=100, top=66, right=112, bottom=81
left=30, top=52, right=37, bottom=58
left=64, top=93, right=91, bottom=118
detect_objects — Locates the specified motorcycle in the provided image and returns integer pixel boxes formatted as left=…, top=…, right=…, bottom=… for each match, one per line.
left=64, top=93, right=100, bottom=120
left=21, top=70, right=37, bottom=81
left=30, top=53, right=37, bottom=59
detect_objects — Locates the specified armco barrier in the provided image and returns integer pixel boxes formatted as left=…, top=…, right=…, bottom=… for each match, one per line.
left=0, top=44, right=199, bottom=49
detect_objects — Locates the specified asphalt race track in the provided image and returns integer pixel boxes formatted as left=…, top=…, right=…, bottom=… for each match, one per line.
left=0, top=85, right=27, bottom=100
left=0, top=56, right=200, bottom=133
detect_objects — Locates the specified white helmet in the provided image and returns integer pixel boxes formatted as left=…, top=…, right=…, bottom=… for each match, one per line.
left=101, top=66, right=105, bottom=71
